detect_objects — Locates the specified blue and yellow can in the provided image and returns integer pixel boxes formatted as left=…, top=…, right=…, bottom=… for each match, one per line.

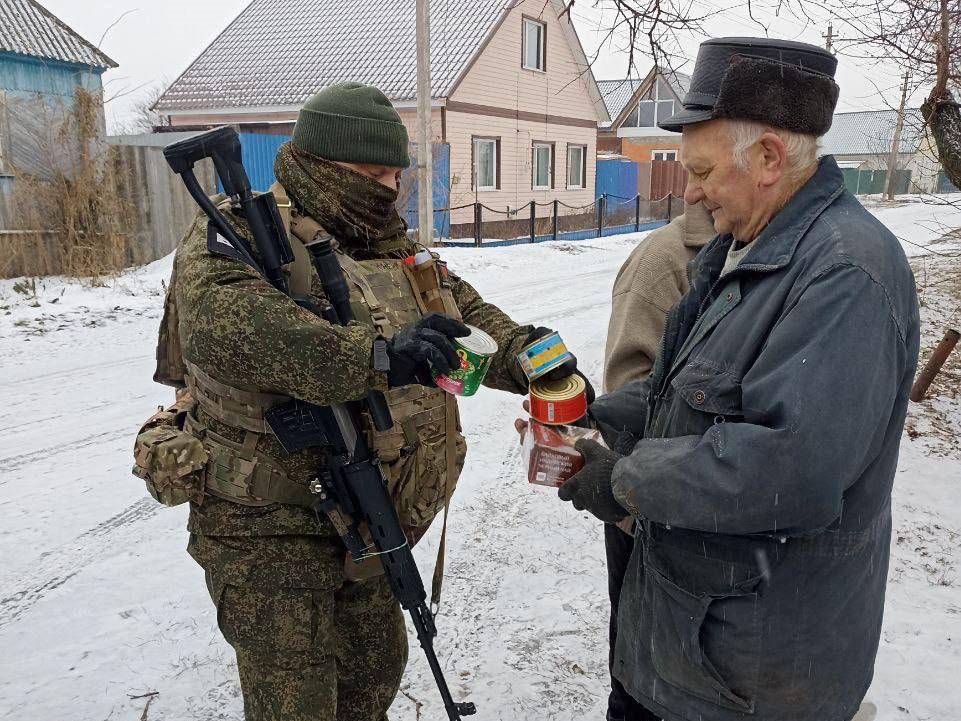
left=516, top=331, right=572, bottom=382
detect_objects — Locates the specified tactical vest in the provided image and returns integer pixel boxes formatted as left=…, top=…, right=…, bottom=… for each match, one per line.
left=151, top=189, right=468, bottom=540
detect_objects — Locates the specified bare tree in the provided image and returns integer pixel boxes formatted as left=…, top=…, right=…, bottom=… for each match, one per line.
left=111, top=83, right=171, bottom=135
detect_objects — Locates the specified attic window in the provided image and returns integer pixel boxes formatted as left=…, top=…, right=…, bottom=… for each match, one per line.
left=522, top=18, right=546, bottom=71
left=624, top=77, right=676, bottom=128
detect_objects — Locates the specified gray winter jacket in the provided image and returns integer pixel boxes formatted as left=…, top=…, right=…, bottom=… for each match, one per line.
left=590, top=156, right=920, bottom=721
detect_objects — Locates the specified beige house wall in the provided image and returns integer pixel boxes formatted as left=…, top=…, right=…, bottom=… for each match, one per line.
left=444, top=0, right=602, bottom=228
left=450, top=0, right=601, bottom=120
left=445, top=111, right=595, bottom=226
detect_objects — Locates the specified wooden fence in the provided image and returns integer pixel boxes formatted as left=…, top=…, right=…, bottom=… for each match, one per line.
left=0, top=133, right=215, bottom=278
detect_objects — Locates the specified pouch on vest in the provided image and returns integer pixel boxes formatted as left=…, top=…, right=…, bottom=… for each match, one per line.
left=132, top=391, right=208, bottom=506
left=407, top=252, right=462, bottom=320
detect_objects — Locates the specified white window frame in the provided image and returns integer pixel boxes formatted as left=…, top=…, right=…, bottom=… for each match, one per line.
left=522, top=18, right=546, bottom=72
left=566, top=144, right=586, bottom=189
left=625, top=77, right=677, bottom=129
left=473, top=137, right=498, bottom=192
left=532, top=142, right=553, bottom=190
left=652, top=150, right=677, bottom=161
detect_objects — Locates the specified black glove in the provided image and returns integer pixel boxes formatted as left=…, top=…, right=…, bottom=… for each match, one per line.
left=525, top=327, right=596, bottom=403
left=386, top=313, right=470, bottom=387
left=557, top=439, right=628, bottom=524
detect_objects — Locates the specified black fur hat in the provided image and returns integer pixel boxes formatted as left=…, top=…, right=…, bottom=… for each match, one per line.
left=660, top=37, right=840, bottom=135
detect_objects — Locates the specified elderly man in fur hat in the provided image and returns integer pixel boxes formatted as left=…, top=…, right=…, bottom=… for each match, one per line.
left=559, top=38, right=920, bottom=721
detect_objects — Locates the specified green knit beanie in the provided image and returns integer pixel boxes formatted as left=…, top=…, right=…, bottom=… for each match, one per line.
left=292, top=83, right=411, bottom=168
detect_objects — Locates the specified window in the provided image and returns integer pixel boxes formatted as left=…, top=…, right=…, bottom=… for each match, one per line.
left=473, top=137, right=499, bottom=191
left=652, top=150, right=677, bottom=161
left=567, top=144, right=586, bottom=189
left=522, top=18, right=546, bottom=71
left=622, top=77, right=676, bottom=128
left=532, top=142, right=553, bottom=189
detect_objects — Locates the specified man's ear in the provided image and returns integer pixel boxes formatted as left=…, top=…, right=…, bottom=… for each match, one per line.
left=757, top=131, right=786, bottom=188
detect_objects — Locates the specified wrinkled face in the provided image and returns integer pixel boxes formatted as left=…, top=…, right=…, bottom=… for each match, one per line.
left=335, top=161, right=405, bottom=191
left=680, top=120, right=763, bottom=241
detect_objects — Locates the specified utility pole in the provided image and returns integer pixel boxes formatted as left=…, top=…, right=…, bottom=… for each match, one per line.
left=822, top=22, right=836, bottom=54
left=416, top=0, right=434, bottom=246
left=885, top=72, right=910, bottom=200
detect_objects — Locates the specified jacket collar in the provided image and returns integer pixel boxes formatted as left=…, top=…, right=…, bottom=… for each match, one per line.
left=699, top=155, right=845, bottom=273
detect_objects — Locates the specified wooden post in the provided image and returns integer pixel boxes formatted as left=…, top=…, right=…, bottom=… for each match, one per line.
left=474, top=203, right=482, bottom=247
left=415, top=0, right=433, bottom=245
left=667, top=193, right=673, bottom=219
left=910, top=328, right=960, bottom=401
left=634, top=194, right=641, bottom=231
left=885, top=72, right=910, bottom=200
left=597, top=194, right=605, bottom=238
left=552, top=199, right=559, bottom=240
left=529, top=201, right=536, bottom=243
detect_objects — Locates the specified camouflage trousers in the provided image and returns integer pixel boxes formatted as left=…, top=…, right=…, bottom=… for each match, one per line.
left=189, top=532, right=408, bottom=721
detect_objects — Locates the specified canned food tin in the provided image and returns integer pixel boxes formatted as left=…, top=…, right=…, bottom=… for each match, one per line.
left=529, top=374, right=587, bottom=425
left=433, top=325, right=498, bottom=397
left=516, top=331, right=572, bottom=382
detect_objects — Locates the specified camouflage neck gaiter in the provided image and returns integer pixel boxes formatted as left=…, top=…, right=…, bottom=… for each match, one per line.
left=274, top=142, right=412, bottom=257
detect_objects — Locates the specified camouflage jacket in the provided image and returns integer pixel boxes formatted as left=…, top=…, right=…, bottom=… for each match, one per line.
left=172, top=209, right=533, bottom=537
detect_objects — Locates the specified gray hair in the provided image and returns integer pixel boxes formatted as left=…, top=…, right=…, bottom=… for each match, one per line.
left=725, top=119, right=820, bottom=185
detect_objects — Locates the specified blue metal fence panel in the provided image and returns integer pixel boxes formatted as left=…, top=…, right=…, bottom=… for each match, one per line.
left=237, top=132, right=290, bottom=192
left=403, top=144, right=451, bottom=238
left=595, top=158, right=639, bottom=201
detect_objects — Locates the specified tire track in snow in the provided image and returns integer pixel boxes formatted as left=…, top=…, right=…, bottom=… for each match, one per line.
left=0, top=497, right=158, bottom=629
left=0, top=354, right=151, bottom=390
left=0, top=427, right=128, bottom=476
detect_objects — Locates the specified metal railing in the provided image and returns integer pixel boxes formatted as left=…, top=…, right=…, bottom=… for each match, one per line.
left=412, top=193, right=683, bottom=248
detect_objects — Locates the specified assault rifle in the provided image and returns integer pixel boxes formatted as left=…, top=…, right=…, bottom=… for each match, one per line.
left=164, top=126, right=476, bottom=721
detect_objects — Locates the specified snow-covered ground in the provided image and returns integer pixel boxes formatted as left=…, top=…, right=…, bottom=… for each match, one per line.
left=1, top=198, right=959, bottom=721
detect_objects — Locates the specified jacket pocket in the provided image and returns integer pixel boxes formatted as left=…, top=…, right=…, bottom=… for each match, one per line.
left=645, top=546, right=761, bottom=713
left=216, top=582, right=330, bottom=655
left=671, top=361, right=743, bottom=418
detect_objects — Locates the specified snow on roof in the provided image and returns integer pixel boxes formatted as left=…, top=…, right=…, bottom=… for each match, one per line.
left=155, top=0, right=512, bottom=111
left=0, top=0, right=116, bottom=69
left=597, top=78, right=644, bottom=126
left=597, top=66, right=691, bottom=128
left=821, top=108, right=925, bottom=156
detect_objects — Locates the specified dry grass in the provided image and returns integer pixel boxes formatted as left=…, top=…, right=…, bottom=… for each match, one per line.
left=3, top=88, right=137, bottom=280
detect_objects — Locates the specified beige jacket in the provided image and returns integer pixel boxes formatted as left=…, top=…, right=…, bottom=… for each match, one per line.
left=603, top=203, right=716, bottom=394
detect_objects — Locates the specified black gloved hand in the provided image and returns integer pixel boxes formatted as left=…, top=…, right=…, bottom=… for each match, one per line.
left=524, top=327, right=596, bottom=403
left=386, top=313, right=470, bottom=388
left=557, top=439, right=628, bottom=524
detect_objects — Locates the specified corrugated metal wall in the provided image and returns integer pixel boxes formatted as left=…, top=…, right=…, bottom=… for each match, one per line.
left=403, top=143, right=450, bottom=238
left=596, top=158, right=639, bottom=200
left=237, top=132, right=290, bottom=191
left=841, top=168, right=912, bottom=195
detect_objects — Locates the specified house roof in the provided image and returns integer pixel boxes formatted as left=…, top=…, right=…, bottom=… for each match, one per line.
left=820, top=108, right=924, bottom=156
left=597, top=66, right=691, bottom=128
left=156, top=0, right=513, bottom=111
left=0, top=0, right=116, bottom=69
left=597, top=78, right=644, bottom=126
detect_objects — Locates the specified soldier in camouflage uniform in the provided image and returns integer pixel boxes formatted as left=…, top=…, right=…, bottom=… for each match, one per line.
left=142, top=83, right=588, bottom=721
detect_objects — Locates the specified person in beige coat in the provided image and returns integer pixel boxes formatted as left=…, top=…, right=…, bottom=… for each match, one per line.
left=601, top=201, right=715, bottom=721
left=603, top=202, right=716, bottom=393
